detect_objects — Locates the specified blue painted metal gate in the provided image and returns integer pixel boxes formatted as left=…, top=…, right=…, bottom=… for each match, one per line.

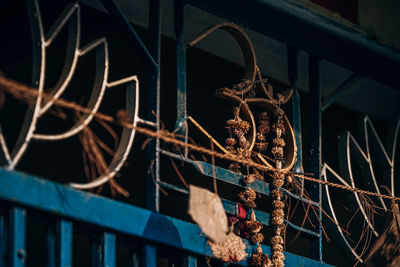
left=1, top=0, right=397, bottom=266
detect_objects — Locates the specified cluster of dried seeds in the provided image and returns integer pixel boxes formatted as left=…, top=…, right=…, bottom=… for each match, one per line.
left=249, top=245, right=272, bottom=267
left=255, top=112, right=270, bottom=152
left=208, top=232, right=248, bottom=263
left=226, top=107, right=251, bottom=173
left=238, top=188, right=257, bottom=209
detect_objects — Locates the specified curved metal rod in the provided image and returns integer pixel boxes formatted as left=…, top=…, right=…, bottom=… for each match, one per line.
left=322, top=164, right=364, bottom=263
left=246, top=97, right=297, bottom=172
left=32, top=39, right=109, bottom=140
left=187, top=22, right=257, bottom=95
left=386, top=110, right=400, bottom=197
left=8, top=0, right=46, bottom=169
left=70, top=76, right=139, bottom=189
left=361, top=117, right=394, bottom=199
left=0, top=126, right=11, bottom=166
left=39, top=3, right=80, bottom=115
left=339, top=132, right=379, bottom=236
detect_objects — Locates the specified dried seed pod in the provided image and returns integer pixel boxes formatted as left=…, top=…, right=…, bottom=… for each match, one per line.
left=245, top=201, right=257, bottom=209
left=256, top=132, right=267, bottom=141
left=243, top=174, right=256, bottom=184
left=244, top=220, right=263, bottom=233
left=237, top=147, right=251, bottom=158
left=249, top=245, right=271, bottom=267
left=271, top=235, right=283, bottom=245
left=273, top=171, right=285, bottom=180
left=272, top=251, right=285, bottom=261
left=271, top=146, right=284, bottom=158
left=226, top=137, right=237, bottom=146
left=271, top=189, right=283, bottom=199
left=255, top=142, right=268, bottom=151
left=257, top=112, right=270, bottom=134
left=251, top=233, right=264, bottom=244
left=238, top=188, right=257, bottom=203
left=273, top=137, right=285, bottom=147
left=229, top=163, right=241, bottom=174
left=239, top=139, right=250, bottom=149
left=250, top=210, right=257, bottom=221
left=272, top=122, right=286, bottom=135
left=273, top=200, right=285, bottom=209
left=272, top=209, right=284, bottom=217
left=239, top=120, right=250, bottom=134
left=225, top=145, right=235, bottom=153
left=273, top=178, right=285, bottom=188
left=271, top=216, right=284, bottom=226
left=273, top=244, right=284, bottom=252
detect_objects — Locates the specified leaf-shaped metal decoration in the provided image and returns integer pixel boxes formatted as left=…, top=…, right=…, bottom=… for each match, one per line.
left=0, top=0, right=153, bottom=191
left=322, top=114, right=400, bottom=263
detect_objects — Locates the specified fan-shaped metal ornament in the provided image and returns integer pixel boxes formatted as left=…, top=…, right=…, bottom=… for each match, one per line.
left=322, top=114, right=400, bottom=263
left=0, top=0, right=149, bottom=191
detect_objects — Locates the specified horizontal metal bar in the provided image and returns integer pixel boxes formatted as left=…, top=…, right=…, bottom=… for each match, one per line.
left=187, top=0, right=400, bottom=89
left=321, top=73, right=360, bottom=111
left=161, top=150, right=270, bottom=194
left=158, top=181, right=320, bottom=239
left=161, top=150, right=320, bottom=207
left=0, top=169, right=332, bottom=266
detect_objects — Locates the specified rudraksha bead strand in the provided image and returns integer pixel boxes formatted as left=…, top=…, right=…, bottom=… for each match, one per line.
left=270, top=107, right=286, bottom=267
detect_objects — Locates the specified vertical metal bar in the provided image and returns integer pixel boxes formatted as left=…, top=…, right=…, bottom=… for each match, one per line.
left=57, top=220, right=72, bottom=267
left=92, top=240, right=101, bottom=267
left=142, top=245, right=156, bottom=267
left=183, top=256, right=197, bottom=267
left=144, top=0, right=161, bottom=266
left=46, top=227, right=56, bottom=267
left=145, top=0, right=161, bottom=214
left=9, top=207, right=26, bottom=267
left=0, top=214, right=7, bottom=267
left=131, top=250, right=140, bottom=267
left=174, top=0, right=188, bottom=157
left=101, top=233, right=116, bottom=267
left=308, top=54, right=323, bottom=261
left=288, top=45, right=303, bottom=175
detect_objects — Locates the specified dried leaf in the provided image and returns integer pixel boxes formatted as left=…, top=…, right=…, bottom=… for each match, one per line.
left=188, top=185, right=228, bottom=243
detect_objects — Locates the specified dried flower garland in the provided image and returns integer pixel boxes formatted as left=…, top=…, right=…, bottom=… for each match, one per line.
left=270, top=107, right=287, bottom=267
